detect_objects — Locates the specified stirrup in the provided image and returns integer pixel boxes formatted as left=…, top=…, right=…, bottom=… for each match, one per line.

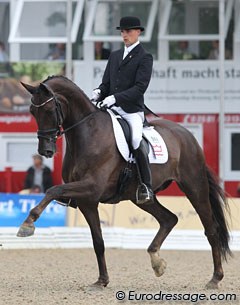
left=136, top=183, right=154, bottom=204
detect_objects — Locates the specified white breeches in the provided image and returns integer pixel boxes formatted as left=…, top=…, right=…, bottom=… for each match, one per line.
left=112, top=106, right=144, bottom=150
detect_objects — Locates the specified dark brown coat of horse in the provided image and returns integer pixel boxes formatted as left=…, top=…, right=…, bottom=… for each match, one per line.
left=19, top=76, right=231, bottom=289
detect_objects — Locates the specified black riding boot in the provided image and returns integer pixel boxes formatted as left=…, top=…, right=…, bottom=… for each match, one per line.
left=133, top=141, right=154, bottom=204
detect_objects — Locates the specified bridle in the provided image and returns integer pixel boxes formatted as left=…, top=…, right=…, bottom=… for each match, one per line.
left=31, top=96, right=54, bottom=108
left=31, top=85, right=64, bottom=143
left=31, top=83, right=95, bottom=143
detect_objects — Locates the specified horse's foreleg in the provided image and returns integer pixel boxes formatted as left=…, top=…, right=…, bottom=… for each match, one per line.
left=134, top=197, right=178, bottom=277
left=79, top=204, right=109, bottom=289
left=17, top=180, right=101, bottom=238
left=17, top=194, right=53, bottom=237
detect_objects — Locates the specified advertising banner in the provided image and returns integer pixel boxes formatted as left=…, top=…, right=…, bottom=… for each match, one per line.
left=67, top=197, right=240, bottom=231
left=2, top=61, right=240, bottom=114
left=74, top=61, right=240, bottom=114
left=0, top=193, right=66, bottom=227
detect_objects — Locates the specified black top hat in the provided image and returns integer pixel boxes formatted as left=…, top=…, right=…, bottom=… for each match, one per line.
left=116, top=16, right=144, bottom=32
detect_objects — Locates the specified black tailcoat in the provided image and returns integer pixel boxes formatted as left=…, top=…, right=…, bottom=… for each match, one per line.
left=98, top=44, right=153, bottom=113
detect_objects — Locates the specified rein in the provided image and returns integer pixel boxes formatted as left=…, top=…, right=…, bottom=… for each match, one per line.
left=59, top=113, right=95, bottom=136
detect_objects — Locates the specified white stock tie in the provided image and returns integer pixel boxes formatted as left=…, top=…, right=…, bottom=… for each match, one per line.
left=123, top=48, right=129, bottom=60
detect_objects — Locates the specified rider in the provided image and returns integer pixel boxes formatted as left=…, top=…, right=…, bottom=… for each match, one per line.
left=92, top=16, right=154, bottom=204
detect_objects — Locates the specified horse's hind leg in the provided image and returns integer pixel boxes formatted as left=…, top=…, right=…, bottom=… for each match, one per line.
left=134, top=197, right=178, bottom=277
left=184, top=195, right=223, bottom=288
left=178, top=173, right=226, bottom=289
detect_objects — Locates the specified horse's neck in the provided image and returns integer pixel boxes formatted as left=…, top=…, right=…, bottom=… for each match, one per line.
left=67, top=94, right=95, bottom=121
left=53, top=81, right=95, bottom=125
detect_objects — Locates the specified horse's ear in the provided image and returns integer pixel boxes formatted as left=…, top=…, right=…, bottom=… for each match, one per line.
left=39, top=82, right=51, bottom=95
left=21, top=82, right=37, bottom=95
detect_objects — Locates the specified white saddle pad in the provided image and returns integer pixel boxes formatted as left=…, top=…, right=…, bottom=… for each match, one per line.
left=108, top=110, right=168, bottom=164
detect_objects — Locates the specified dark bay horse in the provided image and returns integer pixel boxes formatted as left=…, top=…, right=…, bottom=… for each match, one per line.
left=20, top=75, right=231, bottom=289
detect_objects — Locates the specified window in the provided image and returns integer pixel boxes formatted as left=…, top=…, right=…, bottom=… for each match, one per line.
left=8, top=0, right=84, bottom=43
left=0, top=133, right=53, bottom=171
left=168, top=1, right=219, bottom=36
left=236, top=6, right=240, bottom=42
left=231, top=133, right=240, bottom=171
left=224, top=126, right=240, bottom=180
left=0, top=1, right=10, bottom=57
left=83, top=0, right=158, bottom=42
left=159, top=0, right=234, bottom=60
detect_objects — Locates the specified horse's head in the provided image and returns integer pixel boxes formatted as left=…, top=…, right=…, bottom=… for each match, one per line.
left=21, top=81, right=65, bottom=158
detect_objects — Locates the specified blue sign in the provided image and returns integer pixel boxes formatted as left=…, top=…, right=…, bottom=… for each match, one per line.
left=0, top=193, right=66, bottom=227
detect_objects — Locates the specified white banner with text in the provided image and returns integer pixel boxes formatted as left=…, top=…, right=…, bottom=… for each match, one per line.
left=74, top=61, right=240, bottom=114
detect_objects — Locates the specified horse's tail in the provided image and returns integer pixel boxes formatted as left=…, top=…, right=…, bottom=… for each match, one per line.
left=206, top=165, right=232, bottom=260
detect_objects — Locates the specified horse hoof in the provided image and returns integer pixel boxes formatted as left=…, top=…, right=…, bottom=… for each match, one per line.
left=205, top=280, right=219, bottom=290
left=17, top=225, right=35, bottom=237
left=87, top=284, right=104, bottom=292
left=87, top=280, right=109, bottom=292
left=152, top=258, right=167, bottom=277
left=149, top=251, right=167, bottom=277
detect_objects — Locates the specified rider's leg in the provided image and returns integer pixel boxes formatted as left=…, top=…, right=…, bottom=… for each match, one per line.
left=133, top=140, right=154, bottom=204
left=112, top=106, right=144, bottom=150
left=113, top=107, right=154, bottom=204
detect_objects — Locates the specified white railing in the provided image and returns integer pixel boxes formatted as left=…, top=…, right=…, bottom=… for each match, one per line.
left=1, top=227, right=239, bottom=251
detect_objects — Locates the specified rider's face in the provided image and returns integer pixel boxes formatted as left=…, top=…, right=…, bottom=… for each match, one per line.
left=121, top=29, right=141, bottom=47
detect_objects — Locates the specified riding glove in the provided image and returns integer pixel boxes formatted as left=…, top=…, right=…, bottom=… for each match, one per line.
left=101, top=95, right=116, bottom=108
left=91, top=89, right=101, bottom=102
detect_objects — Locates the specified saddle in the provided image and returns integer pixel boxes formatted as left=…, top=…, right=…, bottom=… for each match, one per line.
left=110, top=108, right=149, bottom=154
left=107, top=109, right=168, bottom=164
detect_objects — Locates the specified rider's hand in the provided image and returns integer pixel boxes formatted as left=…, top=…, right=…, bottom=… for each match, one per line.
left=91, top=89, right=101, bottom=102
left=101, top=95, right=116, bottom=108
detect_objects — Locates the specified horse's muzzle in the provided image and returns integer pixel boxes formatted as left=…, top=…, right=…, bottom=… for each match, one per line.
left=38, top=139, right=56, bottom=158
